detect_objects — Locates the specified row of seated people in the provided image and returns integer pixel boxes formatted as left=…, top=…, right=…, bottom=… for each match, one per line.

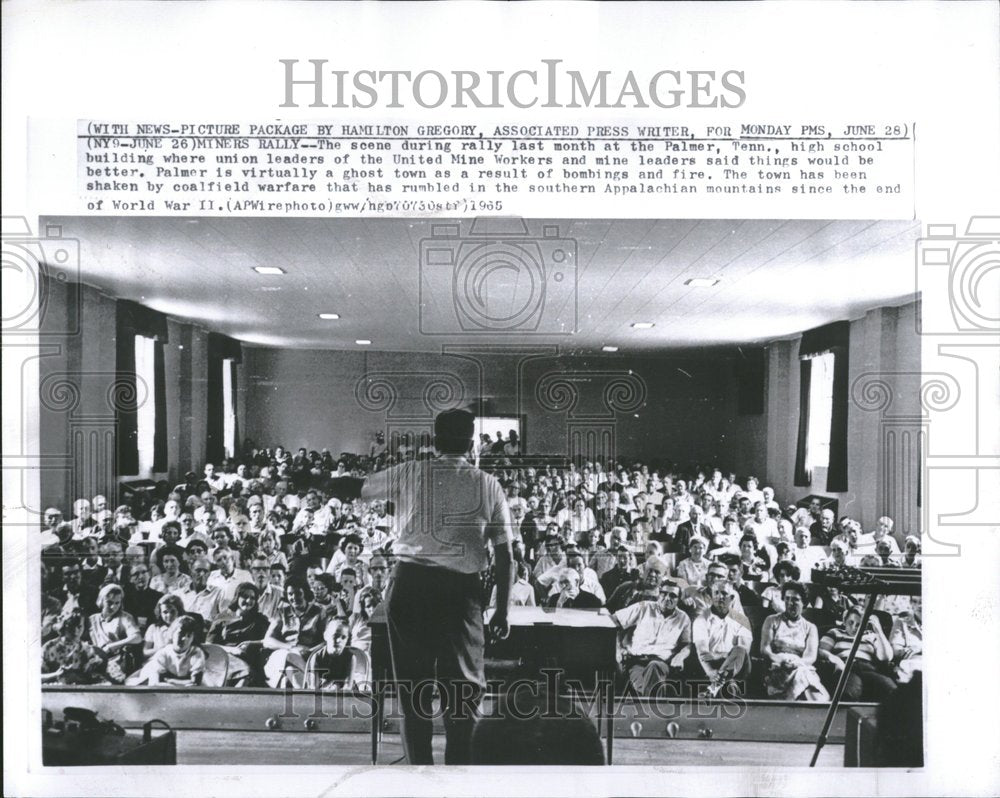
left=38, top=451, right=921, bottom=700
left=503, top=526, right=918, bottom=620
left=41, top=538, right=388, bottom=689
left=488, top=548, right=922, bottom=700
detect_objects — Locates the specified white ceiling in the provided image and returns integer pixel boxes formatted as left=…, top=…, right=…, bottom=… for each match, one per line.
left=45, top=216, right=922, bottom=352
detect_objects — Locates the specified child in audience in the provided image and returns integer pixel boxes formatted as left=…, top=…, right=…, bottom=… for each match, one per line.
left=148, top=615, right=205, bottom=686
left=144, top=594, right=185, bottom=659
left=309, top=618, right=356, bottom=689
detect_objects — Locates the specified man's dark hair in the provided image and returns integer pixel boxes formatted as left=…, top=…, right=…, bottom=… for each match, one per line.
left=434, top=409, right=475, bottom=455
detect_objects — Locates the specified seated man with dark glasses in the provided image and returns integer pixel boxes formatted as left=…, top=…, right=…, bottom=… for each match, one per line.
left=613, top=580, right=691, bottom=696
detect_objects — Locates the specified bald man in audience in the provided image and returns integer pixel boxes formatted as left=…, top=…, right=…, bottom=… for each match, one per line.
left=683, top=561, right=745, bottom=617
left=792, top=527, right=826, bottom=574
left=691, top=580, right=753, bottom=696
left=860, top=516, right=901, bottom=556
left=544, top=568, right=602, bottom=609
left=810, top=508, right=836, bottom=546
left=606, top=559, right=667, bottom=613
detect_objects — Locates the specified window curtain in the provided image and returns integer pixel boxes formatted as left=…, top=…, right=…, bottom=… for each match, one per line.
left=793, top=321, right=850, bottom=492
left=115, top=300, right=169, bottom=476
left=152, top=342, right=168, bottom=472
left=206, top=333, right=242, bottom=464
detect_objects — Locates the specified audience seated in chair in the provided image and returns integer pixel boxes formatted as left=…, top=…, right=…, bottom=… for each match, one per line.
left=614, top=579, right=691, bottom=696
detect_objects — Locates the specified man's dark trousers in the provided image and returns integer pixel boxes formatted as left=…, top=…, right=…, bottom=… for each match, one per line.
left=386, top=561, right=485, bottom=764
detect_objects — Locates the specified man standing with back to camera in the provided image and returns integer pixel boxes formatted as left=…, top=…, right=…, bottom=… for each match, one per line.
left=361, top=409, right=513, bottom=765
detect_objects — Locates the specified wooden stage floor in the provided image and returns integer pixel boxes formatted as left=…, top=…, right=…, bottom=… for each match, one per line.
left=174, top=730, right=844, bottom=767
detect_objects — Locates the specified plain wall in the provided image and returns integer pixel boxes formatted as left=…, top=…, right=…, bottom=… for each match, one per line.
left=240, top=347, right=765, bottom=469
left=38, top=281, right=228, bottom=508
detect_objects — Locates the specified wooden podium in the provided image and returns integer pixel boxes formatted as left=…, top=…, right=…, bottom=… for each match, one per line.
left=369, top=604, right=619, bottom=764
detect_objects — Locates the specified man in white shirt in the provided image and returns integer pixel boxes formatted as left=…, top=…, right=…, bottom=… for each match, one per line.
left=175, top=557, right=224, bottom=625
left=792, top=527, right=826, bottom=575
left=223, top=463, right=249, bottom=490
left=360, top=409, right=513, bottom=766
left=615, top=580, right=691, bottom=695
left=691, top=581, right=753, bottom=695
left=490, top=562, right=536, bottom=608
left=859, top=516, right=901, bottom=556
left=194, top=492, right=226, bottom=528
left=207, top=548, right=253, bottom=606
left=248, top=556, right=284, bottom=621
left=203, top=463, right=226, bottom=495
left=743, top=476, right=765, bottom=507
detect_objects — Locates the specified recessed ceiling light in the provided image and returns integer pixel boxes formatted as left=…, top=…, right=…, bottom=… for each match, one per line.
left=318, top=313, right=340, bottom=320
left=684, top=277, right=720, bottom=287
left=355, top=339, right=372, bottom=345
left=631, top=322, right=655, bottom=329
left=254, top=266, right=285, bottom=275
left=602, top=346, right=619, bottom=352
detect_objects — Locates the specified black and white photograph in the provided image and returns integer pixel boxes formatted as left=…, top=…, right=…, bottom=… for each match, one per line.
left=28, top=215, right=924, bottom=768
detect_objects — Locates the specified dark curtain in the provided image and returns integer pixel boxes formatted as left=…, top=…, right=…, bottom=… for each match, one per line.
left=794, top=321, right=851, bottom=492
left=115, top=300, right=169, bottom=476
left=793, top=357, right=812, bottom=487
left=736, top=347, right=766, bottom=415
left=153, top=342, right=168, bottom=472
left=206, top=333, right=242, bottom=464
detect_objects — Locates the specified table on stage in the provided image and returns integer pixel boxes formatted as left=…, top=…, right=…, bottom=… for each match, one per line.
left=369, top=604, right=619, bottom=764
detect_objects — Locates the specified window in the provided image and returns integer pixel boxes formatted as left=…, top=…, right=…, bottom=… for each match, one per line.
left=134, top=334, right=157, bottom=475
left=222, top=358, right=237, bottom=459
left=804, top=351, right=835, bottom=473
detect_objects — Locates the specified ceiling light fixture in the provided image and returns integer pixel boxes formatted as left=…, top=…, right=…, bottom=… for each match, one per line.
left=602, top=346, right=619, bottom=352
left=684, top=277, right=721, bottom=287
left=253, top=266, right=285, bottom=275
left=355, top=339, right=372, bottom=345
left=318, top=313, right=340, bottom=320
left=631, top=322, right=655, bottom=329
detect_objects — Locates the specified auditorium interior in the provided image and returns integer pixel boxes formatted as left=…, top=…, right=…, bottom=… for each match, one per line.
left=34, top=216, right=925, bottom=767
